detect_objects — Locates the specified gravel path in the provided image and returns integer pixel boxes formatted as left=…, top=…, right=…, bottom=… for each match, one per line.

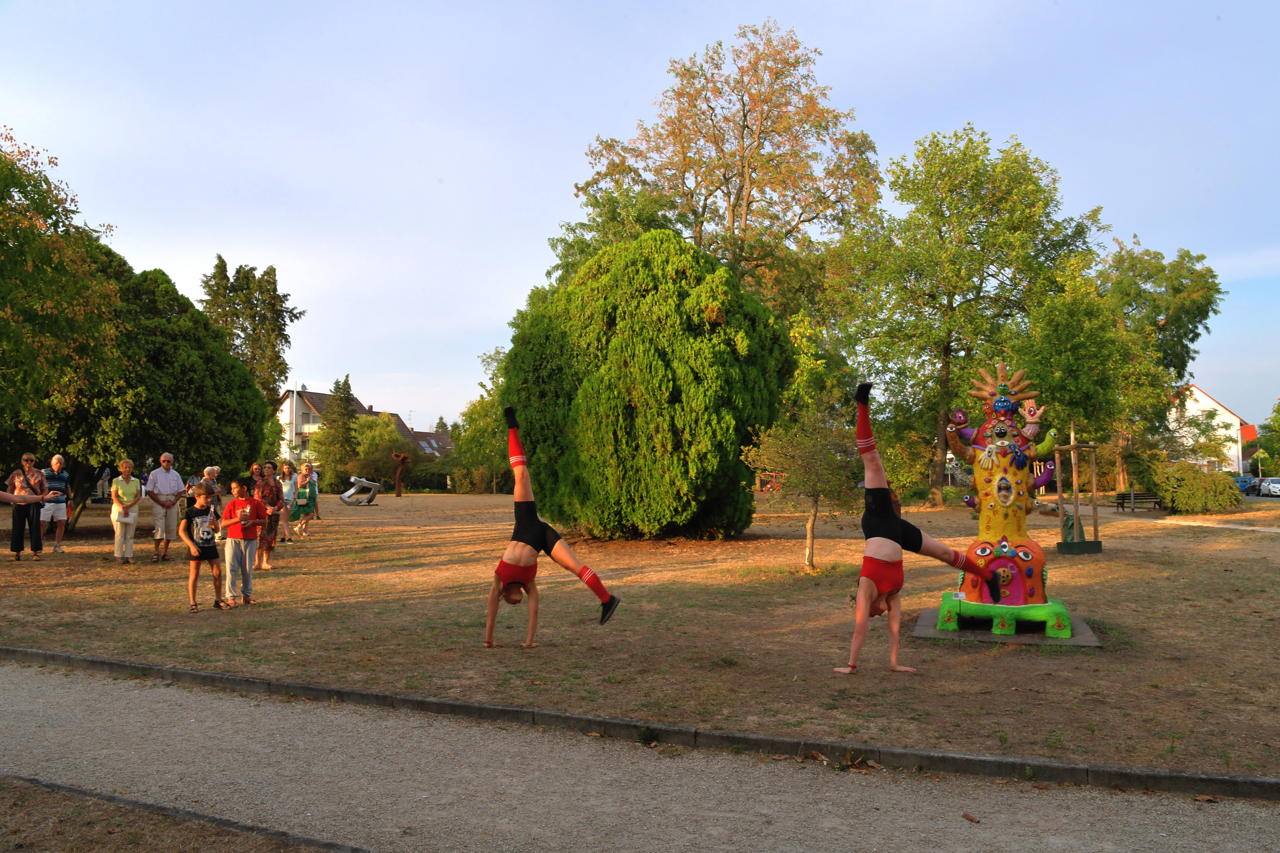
left=2, top=663, right=1276, bottom=852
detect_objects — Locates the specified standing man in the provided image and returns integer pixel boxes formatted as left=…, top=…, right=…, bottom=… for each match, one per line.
left=41, top=455, right=71, bottom=553
left=146, top=453, right=185, bottom=563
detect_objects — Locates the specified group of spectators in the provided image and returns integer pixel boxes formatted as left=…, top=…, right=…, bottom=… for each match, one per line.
left=5, top=453, right=322, bottom=613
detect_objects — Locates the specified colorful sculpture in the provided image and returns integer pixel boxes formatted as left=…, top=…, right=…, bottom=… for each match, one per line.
left=935, top=363, right=1073, bottom=638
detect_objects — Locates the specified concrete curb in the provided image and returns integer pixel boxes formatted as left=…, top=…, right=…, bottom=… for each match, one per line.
left=4, top=645, right=1277, bottom=801
left=6, top=775, right=368, bottom=852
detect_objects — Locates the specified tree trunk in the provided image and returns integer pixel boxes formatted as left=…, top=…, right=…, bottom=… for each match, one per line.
left=63, top=460, right=99, bottom=534
left=804, top=496, right=819, bottom=571
left=929, top=343, right=953, bottom=507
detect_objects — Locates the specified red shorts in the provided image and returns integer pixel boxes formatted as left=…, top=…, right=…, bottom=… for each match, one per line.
left=860, top=555, right=904, bottom=597
left=495, top=559, right=537, bottom=586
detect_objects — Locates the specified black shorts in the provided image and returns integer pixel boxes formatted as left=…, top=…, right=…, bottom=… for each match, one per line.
left=860, top=488, right=922, bottom=554
left=511, top=501, right=561, bottom=555
left=193, top=545, right=220, bottom=563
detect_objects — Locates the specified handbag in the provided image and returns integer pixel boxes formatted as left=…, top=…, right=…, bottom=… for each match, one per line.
left=19, top=471, right=44, bottom=511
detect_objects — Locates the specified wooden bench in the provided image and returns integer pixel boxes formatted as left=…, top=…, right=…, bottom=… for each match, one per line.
left=1115, top=492, right=1162, bottom=511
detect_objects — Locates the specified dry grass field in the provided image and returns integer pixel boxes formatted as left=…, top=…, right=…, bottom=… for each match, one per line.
left=4, top=493, right=1278, bottom=777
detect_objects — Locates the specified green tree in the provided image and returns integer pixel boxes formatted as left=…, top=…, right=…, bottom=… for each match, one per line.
left=199, top=257, right=304, bottom=398
left=503, top=230, right=794, bottom=538
left=450, top=349, right=510, bottom=494
left=8, top=263, right=267, bottom=526
left=310, top=375, right=358, bottom=491
left=433, top=415, right=449, bottom=434
left=568, top=20, right=878, bottom=314
left=743, top=316, right=862, bottom=567
left=347, top=412, right=425, bottom=484
left=831, top=124, right=1102, bottom=504
left=1097, top=238, right=1222, bottom=385
left=0, top=127, right=119, bottom=437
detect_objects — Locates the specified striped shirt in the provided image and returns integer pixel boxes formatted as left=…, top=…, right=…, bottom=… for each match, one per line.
left=42, top=468, right=69, bottom=504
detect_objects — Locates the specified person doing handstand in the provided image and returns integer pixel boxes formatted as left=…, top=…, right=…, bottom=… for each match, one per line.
left=484, top=407, right=620, bottom=648
left=834, top=383, right=1001, bottom=675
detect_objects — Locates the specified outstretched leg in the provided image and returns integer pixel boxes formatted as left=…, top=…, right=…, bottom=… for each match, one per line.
left=506, top=407, right=534, bottom=502
left=918, top=532, right=1002, bottom=604
left=549, top=539, right=620, bottom=624
left=855, top=383, right=888, bottom=488
left=834, top=575, right=878, bottom=674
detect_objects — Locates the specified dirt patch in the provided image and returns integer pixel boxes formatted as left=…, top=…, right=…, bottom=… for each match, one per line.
left=3, top=494, right=1278, bottom=776
left=0, top=776, right=321, bottom=851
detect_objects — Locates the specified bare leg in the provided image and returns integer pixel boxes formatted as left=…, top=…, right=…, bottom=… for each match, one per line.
left=919, top=531, right=1001, bottom=602
left=513, top=464, right=533, bottom=503
left=187, top=562, right=199, bottom=606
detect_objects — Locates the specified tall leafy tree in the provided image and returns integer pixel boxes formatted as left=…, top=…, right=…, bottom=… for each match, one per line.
left=309, top=374, right=358, bottom=491
left=450, top=349, right=510, bottom=494
left=1097, top=238, right=1222, bottom=387
left=0, top=127, right=118, bottom=437
left=503, top=230, right=794, bottom=538
left=433, top=416, right=448, bottom=434
left=199, top=257, right=304, bottom=398
left=569, top=20, right=878, bottom=314
left=831, top=124, right=1102, bottom=503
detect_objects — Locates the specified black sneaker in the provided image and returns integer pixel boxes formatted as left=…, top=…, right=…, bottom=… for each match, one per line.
left=599, top=595, right=620, bottom=625
left=854, top=382, right=873, bottom=404
left=504, top=406, right=519, bottom=429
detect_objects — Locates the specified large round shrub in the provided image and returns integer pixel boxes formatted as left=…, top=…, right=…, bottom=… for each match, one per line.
left=1139, top=459, right=1244, bottom=514
left=503, top=230, right=793, bottom=538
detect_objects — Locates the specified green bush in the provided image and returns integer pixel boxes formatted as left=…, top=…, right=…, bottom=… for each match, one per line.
left=1142, top=459, right=1243, bottom=514
left=502, top=230, right=794, bottom=538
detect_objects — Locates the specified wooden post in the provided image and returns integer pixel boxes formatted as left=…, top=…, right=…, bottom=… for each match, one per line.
left=1090, top=447, right=1099, bottom=542
left=1054, top=447, right=1065, bottom=541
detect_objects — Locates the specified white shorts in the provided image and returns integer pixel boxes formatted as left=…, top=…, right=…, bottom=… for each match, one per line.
left=40, top=503, right=68, bottom=522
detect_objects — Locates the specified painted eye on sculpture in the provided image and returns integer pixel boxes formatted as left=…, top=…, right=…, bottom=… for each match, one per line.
left=1016, top=548, right=1033, bottom=561
left=975, top=545, right=993, bottom=557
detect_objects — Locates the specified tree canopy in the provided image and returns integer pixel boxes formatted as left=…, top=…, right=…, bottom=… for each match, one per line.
left=1, top=126, right=119, bottom=439
left=831, top=124, right=1102, bottom=500
left=309, top=375, right=359, bottom=491
left=200, top=255, right=305, bottom=399
left=565, top=20, right=878, bottom=315
left=504, top=229, right=793, bottom=538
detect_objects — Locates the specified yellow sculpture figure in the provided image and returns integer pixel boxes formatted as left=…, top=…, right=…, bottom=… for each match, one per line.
left=937, top=363, right=1071, bottom=636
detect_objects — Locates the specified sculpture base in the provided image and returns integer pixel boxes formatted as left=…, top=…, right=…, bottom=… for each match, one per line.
left=1056, top=540, right=1103, bottom=555
left=934, top=594, right=1074, bottom=638
left=914, top=607, right=1101, bottom=647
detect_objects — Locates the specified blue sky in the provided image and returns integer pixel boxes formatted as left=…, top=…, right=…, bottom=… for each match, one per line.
left=2, top=0, right=1276, bottom=427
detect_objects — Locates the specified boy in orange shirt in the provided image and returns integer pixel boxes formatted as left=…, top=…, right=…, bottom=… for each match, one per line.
left=222, top=477, right=266, bottom=606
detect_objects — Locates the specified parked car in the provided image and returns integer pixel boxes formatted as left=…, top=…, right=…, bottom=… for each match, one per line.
left=1258, top=477, right=1280, bottom=497
left=1234, top=476, right=1256, bottom=494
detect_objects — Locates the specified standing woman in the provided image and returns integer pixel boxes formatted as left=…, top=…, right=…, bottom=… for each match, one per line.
left=254, top=461, right=284, bottom=570
left=110, top=459, right=144, bottom=565
left=6, top=453, right=48, bottom=561
left=291, top=461, right=318, bottom=538
left=278, top=461, right=298, bottom=543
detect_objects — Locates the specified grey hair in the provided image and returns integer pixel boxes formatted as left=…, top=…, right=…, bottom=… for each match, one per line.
left=51, top=454, right=65, bottom=465
left=204, top=466, right=219, bottom=476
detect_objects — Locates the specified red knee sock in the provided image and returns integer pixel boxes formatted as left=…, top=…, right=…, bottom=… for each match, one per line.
left=576, top=565, right=610, bottom=603
left=947, top=548, right=992, bottom=580
left=855, top=401, right=877, bottom=455
left=508, top=428, right=527, bottom=468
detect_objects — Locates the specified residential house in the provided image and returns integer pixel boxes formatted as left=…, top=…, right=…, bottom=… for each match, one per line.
left=412, top=430, right=454, bottom=458
left=274, top=387, right=414, bottom=462
left=1172, top=384, right=1249, bottom=473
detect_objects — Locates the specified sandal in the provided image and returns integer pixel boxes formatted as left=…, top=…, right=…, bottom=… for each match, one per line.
left=243, top=595, right=255, bottom=606
left=213, top=600, right=230, bottom=610
left=152, top=553, right=161, bottom=563
left=188, top=603, right=199, bottom=614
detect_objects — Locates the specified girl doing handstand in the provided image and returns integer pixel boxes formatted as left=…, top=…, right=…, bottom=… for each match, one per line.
left=483, top=407, right=620, bottom=648
left=835, top=383, right=1001, bottom=675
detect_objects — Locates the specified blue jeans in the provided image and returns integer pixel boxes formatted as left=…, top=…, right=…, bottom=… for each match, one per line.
left=223, top=538, right=256, bottom=600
